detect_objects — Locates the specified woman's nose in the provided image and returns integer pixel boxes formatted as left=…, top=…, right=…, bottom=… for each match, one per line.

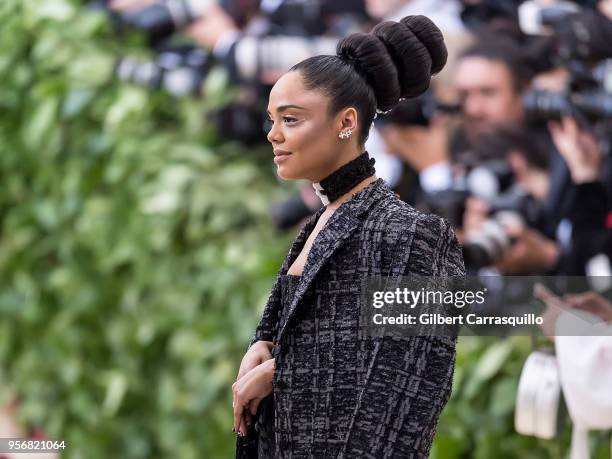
left=267, top=122, right=284, bottom=144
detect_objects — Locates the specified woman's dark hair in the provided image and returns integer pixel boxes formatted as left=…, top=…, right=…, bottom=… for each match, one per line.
left=289, top=15, right=448, bottom=146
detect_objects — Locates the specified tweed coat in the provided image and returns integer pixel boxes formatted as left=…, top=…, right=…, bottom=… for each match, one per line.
left=236, top=177, right=465, bottom=458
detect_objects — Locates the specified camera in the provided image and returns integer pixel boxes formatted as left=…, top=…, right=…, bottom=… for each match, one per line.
left=423, top=151, right=545, bottom=270
left=115, top=46, right=211, bottom=97
left=120, top=0, right=213, bottom=42
left=523, top=87, right=612, bottom=123
left=520, top=0, right=612, bottom=152
left=422, top=155, right=516, bottom=228
left=462, top=188, right=544, bottom=269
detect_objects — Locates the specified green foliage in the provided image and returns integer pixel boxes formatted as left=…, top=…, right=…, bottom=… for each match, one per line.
left=0, top=1, right=295, bottom=457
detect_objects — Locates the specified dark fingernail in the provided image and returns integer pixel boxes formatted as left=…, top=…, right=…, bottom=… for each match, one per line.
left=232, top=427, right=236, bottom=433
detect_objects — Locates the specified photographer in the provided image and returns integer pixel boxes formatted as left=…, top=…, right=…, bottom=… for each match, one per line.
left=453, top=37, right=528, bottom=146
left=548, top=116, right=612, bottom=275
left=460, top=126, right=561, bottom=274
left=454, top=30, right=585, bottom=230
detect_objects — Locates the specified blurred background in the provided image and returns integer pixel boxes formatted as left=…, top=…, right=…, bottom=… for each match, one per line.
left=0, top=0, right=611, bottom=457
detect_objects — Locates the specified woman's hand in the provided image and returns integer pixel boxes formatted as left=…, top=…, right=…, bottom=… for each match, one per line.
left=232, top=358, right=276, bottom=436
left=233, top=341, right=273, bottom=435
left=237, top=340, right=273, bottom=380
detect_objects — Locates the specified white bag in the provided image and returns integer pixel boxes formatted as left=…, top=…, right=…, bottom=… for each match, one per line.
left=555, top=309, right=612, bottom=459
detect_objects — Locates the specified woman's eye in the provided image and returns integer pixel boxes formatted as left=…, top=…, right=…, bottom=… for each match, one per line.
left=265, top=116, right=297, bottom=125
left=263, top=116, right=297, bottom=132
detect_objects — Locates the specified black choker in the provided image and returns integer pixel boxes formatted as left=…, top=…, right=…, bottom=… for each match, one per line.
left=312, top=151, right=376, bottom=205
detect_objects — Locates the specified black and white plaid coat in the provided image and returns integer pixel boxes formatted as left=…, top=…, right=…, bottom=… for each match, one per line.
left=236, top=177, right=465, bottom=458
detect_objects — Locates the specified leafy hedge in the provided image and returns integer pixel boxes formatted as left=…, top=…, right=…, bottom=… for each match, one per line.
left=0, top=1, right=609, bottom=458
left=0, top=1, right=295, bottom=457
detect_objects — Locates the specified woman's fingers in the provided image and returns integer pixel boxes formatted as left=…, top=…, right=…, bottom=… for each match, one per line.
left=249, top=397, right=263, bottom=416
left=236, top=362, right=253, bottom=382
left=233, top=368, right=258, bottom=434
left=239, top=411, right=248, bottom=437
left=233, top=357, right=276, bottom=435
left=233, top=395, right=244, bottom=433
left=232, top=379, right=246, bottom=433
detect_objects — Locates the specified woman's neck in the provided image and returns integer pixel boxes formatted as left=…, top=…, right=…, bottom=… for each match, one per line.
left=310, top=149, right=377, bottom=208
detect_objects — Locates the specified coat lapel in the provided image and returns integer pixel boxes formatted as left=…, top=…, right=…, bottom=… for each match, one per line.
left=276, top=178, right=391, bottom=343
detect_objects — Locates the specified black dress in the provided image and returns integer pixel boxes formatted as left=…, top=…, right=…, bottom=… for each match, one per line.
left=255, top=273, right=301, bottom=458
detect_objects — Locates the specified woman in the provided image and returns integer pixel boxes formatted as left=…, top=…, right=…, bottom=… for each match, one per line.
left=232, top=15, right=465, bottom=458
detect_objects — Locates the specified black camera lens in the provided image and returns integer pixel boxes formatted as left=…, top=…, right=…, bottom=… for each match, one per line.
left=120, top=0, right=209, bottom=42
left=122, top=3, right=178, bottom=39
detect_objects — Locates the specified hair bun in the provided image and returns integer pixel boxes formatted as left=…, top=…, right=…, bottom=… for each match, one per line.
left=335, top=16, right=447, bottom=112
left=372, top=15, right=447, bottom=100
left=399, top=16, right=447, bottom=74
left=336, top=33, right=401, bottom=112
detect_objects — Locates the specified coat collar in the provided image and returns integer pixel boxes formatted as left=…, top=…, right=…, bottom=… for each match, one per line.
left=275, top=177, right=393, bottom=343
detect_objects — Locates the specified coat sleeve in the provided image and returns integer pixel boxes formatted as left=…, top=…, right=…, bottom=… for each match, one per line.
left=245, top=209, right=320, bottom=351
left=246, top=273, right=282, bottom=351
left=405, top=212, right=465, bottom=277
left=340, top=213, right=465, bottom=458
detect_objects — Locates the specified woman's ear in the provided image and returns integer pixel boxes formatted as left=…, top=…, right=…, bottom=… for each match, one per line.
left=338, top=107, right=358, bottom=131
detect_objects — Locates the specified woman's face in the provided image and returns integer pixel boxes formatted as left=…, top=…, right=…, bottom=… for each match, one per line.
left=266, top=71, right=356, bottom=182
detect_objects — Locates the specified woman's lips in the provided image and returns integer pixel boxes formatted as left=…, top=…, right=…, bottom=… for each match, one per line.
left=273, top=150, right=292, bottom=164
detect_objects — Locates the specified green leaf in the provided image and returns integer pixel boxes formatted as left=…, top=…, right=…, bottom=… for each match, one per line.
left=464, top=339, right=513, bottom=400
